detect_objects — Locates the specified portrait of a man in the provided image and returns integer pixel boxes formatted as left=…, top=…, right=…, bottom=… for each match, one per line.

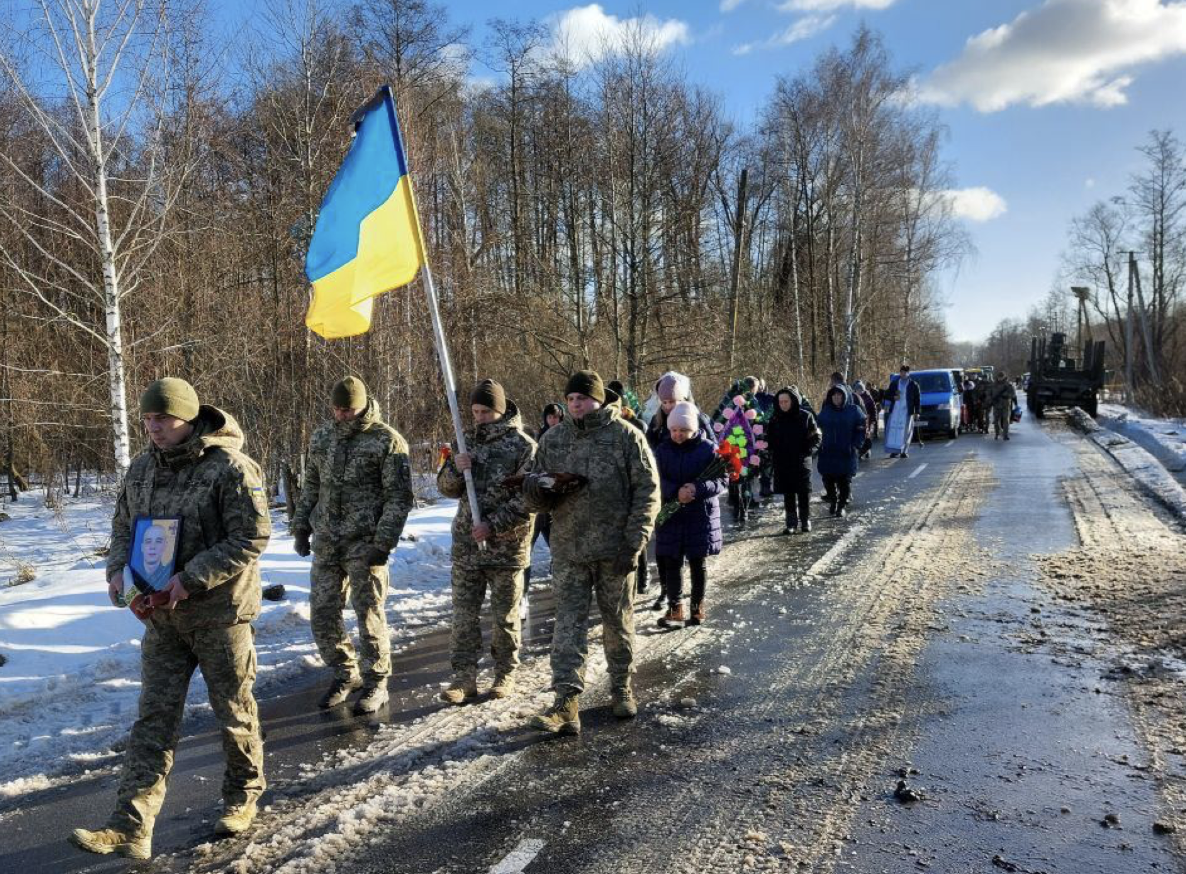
left=128, top=517, right=181, bottom=593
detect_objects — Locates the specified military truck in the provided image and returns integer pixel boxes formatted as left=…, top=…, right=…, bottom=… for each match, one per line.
left=1026, top=332, right=1106, bottom=418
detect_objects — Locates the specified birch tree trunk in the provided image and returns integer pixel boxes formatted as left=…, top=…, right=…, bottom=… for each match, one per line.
left=88, top=59, right=133, bottom=472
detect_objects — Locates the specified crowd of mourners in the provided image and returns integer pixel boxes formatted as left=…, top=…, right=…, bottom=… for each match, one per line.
left=69, top=364, right=1016, bottom=861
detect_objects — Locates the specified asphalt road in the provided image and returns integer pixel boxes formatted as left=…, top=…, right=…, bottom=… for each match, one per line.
left=3, top=418, right=1182, bottom=874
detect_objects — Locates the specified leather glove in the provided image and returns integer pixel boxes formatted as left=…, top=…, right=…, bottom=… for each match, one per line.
left=128, top=590, right=170, bottom=622
left=365, top=546, right=390, bottom=568
left=612, top=549, right=640, bottom=577
left=293, top=529, right=311, bottom=557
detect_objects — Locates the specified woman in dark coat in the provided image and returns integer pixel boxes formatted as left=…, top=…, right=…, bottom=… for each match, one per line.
left=816, top=385, right=866, bottom=518
left=765, top=386, right=822, bottom=534
left=653, top=402, right=727, bottom=627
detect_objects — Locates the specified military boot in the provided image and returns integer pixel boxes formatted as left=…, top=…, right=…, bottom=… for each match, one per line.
left=440, top=674, right=478, bottom=705
left=318, top=675, right=362, bottom=709
left=489, top=671, right=516, bottom=699
left=215, top=799, right=258, bottom=836
left=354, top=681, right=389, bottom=714
left=688, top=602, right=706, bottom=626
left=529, top=694, right=581, bottom=735
left=69, top=827, right=151, bottom=860
left=612, top=685, right=638, bottom=719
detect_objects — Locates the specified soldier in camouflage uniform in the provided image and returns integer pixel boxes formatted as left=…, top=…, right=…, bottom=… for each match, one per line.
left=437, top=379, right=536, bottom=703
left=291, top=377, right=414, bottom=714
left=70, top=378, right=271, bottom=861
left=524, top=371, right=660, bottom=735
left=989, top=372, right=1017, bottom=441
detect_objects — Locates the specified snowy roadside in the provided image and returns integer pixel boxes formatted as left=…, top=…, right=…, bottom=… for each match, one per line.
left=1098, top=403, right=1186, bottom=479
left=0, top=492, right=460, bottom=798
left=1067, top=407, right=1186, bottom=521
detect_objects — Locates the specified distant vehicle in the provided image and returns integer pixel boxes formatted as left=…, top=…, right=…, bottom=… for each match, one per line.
left=884, top=369, right=961, bottom=439
left=1026, top=332, right=1106, bottom=418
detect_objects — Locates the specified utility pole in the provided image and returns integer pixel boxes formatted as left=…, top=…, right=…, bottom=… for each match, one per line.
left=1125, top=252, right=1136, bottom=397
left=727, top=167, right=748, bottom=372
left=1071, top=286, right=1090, bottom=360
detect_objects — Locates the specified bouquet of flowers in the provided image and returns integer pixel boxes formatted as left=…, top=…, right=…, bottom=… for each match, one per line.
left=655, top=442, right=743, bottom=528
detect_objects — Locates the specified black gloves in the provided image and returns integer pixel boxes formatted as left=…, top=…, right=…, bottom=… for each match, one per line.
left=293, top=529, right=311, bottom=558
left=365, top=546, right=391, bottom=568
left=612, top=549, right=640, bottom=577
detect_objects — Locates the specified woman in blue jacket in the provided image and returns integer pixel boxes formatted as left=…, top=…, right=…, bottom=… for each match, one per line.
left=653, top=402, right=727, bottom=627
left=816, top=386, right=867, bottom=518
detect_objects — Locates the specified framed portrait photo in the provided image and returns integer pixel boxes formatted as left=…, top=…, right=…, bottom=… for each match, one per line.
left=125, top=516, right=183, bottom=594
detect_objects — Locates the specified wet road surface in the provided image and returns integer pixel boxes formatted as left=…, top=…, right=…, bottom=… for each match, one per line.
left=3, top=419, right=1183, bottom=873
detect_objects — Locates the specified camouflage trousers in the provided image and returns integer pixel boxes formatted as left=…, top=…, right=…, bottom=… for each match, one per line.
left=110, top=614, right=264, bottom=838
left=993, top=404, right=1012, bottom=437
left=449, top=565, right=524, bottom=677
left=550, top=558, right=635, bottom=696
left=310, top=555, right=391, bottom=682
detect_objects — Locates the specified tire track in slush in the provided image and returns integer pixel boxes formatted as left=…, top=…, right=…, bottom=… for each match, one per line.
left=586, top=458, right=999, bottom=874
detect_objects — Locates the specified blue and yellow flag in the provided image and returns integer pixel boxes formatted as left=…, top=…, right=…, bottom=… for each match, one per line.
left=305, top=86, right=424, bottom=338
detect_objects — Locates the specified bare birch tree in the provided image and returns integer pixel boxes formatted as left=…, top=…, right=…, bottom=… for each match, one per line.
left=0, top=0, right=189, bottom=474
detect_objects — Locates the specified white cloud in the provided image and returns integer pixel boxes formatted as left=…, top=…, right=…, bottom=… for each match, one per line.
left=777, top=0, right=898, bottom=9
left=917, top=0, right=1186, bottom=112
left=937, top=187, right=1008, bottom=222
left=733, top=13, right=835, bottom=54
left=1085, top=178, right=1097, bottom=189
left=549, top=4, right=691, bottom=68
left=733, top=0, right=897, bottom=54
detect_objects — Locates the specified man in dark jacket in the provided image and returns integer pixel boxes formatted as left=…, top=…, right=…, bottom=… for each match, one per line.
left=72, top=379, right=271, bottom=860
left=766, top=386, right=822, bottom=534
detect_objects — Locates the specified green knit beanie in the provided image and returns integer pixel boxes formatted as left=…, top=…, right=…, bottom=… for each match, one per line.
left=140, top=377, right=200, bottom=422
left=564, top=370, right=606, bottom=403
left=332, top=376, right=367, bottom=410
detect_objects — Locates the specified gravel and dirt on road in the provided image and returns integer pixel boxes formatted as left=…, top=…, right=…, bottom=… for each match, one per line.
left=1035, top=431, right=1186, bottom=852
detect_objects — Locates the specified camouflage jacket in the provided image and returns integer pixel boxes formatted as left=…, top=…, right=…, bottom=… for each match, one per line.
left=989, top=381, right=1017, bottom=410
left=292, top=399, right=413, bottom=559
left=107, top=406, right=272, bottom=631
left=525, top=398, right=660, bottom=564
left=437, top=400, right=537, bottom=568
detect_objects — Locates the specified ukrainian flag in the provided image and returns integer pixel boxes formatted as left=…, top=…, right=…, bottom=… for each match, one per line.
left=305, top=86, right=424, bottom=339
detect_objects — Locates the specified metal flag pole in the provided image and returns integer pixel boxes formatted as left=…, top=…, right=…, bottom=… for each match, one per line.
left=421, top=261, right=486, bottom=540
left=379, top=86, right=486, bottom=543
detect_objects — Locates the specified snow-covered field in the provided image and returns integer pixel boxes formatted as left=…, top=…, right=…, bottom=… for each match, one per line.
left=0, top=489, right=461, bottom=798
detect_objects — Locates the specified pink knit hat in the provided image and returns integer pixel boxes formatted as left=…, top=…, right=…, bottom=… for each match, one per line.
left=656, top=371, right=691, bottom=403
left=668, top=401, right=699, bottom=433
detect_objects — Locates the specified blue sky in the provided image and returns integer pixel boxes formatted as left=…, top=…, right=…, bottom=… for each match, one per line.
left=212, top=0, right=1186, bottom=342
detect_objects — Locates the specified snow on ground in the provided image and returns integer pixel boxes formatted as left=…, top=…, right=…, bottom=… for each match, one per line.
left=1098, top=403, right=1186, bottom=476
left=0, top=489, right=464, bottom=796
